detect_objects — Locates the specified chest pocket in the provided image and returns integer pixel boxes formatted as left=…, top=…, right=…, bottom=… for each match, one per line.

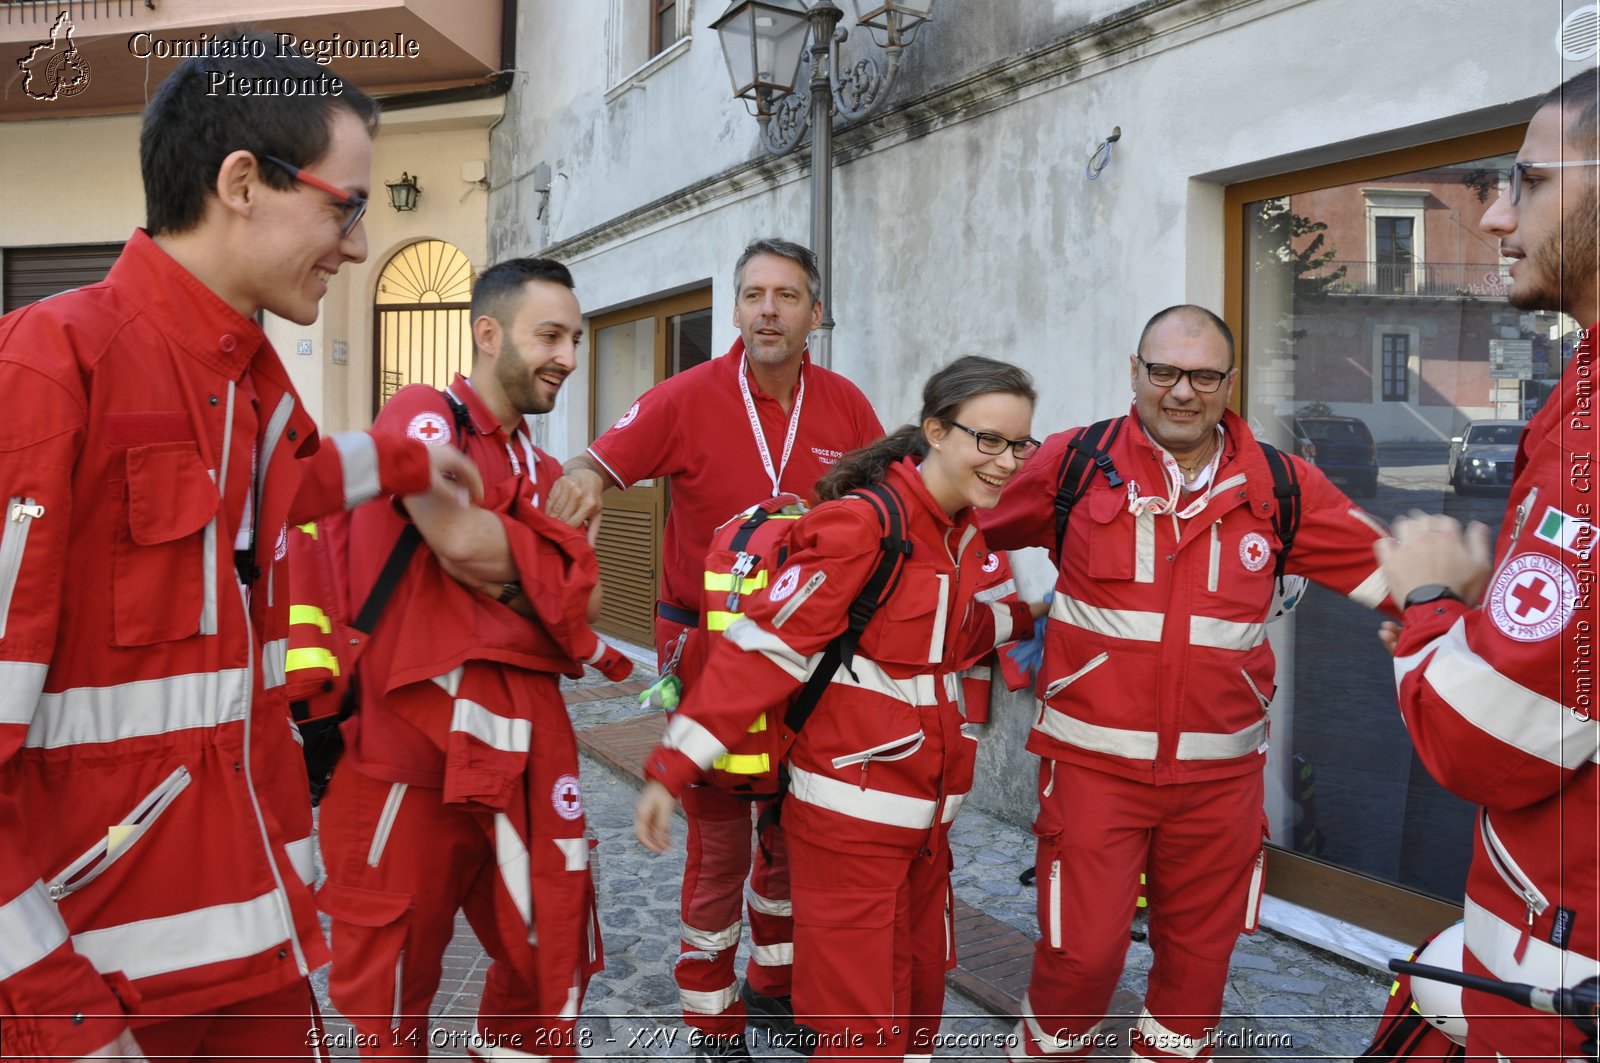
left=873, top=560, right=950, bottom=666
left=1085, top=487, right=1137, bottom=581
left=113, top=442, right=219, bottom=646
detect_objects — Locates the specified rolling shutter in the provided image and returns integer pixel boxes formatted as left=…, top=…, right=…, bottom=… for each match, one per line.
left=3, top=244, right=122, bottom=313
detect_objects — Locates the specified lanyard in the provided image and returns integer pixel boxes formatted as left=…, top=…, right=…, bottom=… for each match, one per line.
left=738, top=353, right=805, bottom=497
left=1127, top=427, right=1223, bottom=520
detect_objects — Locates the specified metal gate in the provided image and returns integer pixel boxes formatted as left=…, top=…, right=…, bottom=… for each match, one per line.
left=372, top=240, right=474, bottom=417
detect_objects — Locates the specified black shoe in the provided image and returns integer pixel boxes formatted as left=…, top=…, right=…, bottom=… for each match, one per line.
left=742, top=983, right=814, bottom=1053
left=690, top=1031, right=752, bottom=1062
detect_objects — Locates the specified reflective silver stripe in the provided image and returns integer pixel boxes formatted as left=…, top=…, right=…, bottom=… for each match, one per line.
left=27, top=669, right=249, bottom=749
left=1188, top=615, right=1265, bottom=651
left=681, top=983, right=741, bottom=1014
left=772, top=571, right=826, bottom=629
left=286, top=836, right=315, bottom=885
left=725, top=619, right=816, bottom=681
left=72, top=891, right=291, bottom=981
left=259, top=395, right=295, bottom=492
left=1396, top=618, right=1598, bottom=767
left=663, top=712, right=729, bottom=771
left=681, top=918, right=741, bottom=951
left=468, top=1035, right=553, bottom=1063
left=751, top=942, right=793, bottom=966
left=1042, top=653, right=1110, bottom=701
left=1464, top=895, right=1600, bottom=990
left=965, top=664, right=993, bottom=682
left=928, top=573, right=950, bottom=663
left=1136, top=1008, right=1201, bottom=1059
left=974, top=579, right=1016, bottom=605
left=553, top=836, right=588, bottom=872
left=989, top=600, right=1014, bottom=646
left=1036, top=703, right=1158, bottom=759
left=1051, top=594, right=1163, bottom=642
left=1347, top=567, right=1390, bottom=611
left=829, top=660, right=957, bottom=707
left=0, top=661, right=45, bottom=725
left=368, top=783, right=407, bottom=867
left=200, top=515, right=219, bottom=636
left=1135, top=510, right=1156, bottom=583
left=261, top=637, right=288, bottom=690
left=745, top=883, right=792, bottom=916
left=788, top=765, right=939, bottom=830
left=1207, top=522, right=1220, bottom=593
left=494, top=813, right=533, bottom=926
left=0, top=880, right=69, bottom=979
left=452, top=698, right=532, bottom=754
left=1014, top=995, right=1090, bottom=1057
left=332, top=432, right=381, bottom=507
left=942, top=793, right=966, bottom=823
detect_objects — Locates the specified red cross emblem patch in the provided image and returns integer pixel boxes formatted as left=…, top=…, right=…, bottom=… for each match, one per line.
left=1239, top=532, right=1272, bottom=573
left=406, top=411, right=451, bottom=446
left=1488, top=553, right=1576, bottom=642
left=982, top=552, right=1000, bottom=574
left=613, top=401, right=641, bottom=430
left=551, top=774, right=584, bottom=821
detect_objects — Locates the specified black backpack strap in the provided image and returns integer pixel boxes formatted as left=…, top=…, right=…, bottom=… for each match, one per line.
left=352, top=525, right=423, bottom=634
left=1054, top=418, right=1124, bottom=560
left=723, top=508, right=773, bottom=613
left=1257, top=442, right=1301, bottom=583
left=441, top=389, right=475, bottom=440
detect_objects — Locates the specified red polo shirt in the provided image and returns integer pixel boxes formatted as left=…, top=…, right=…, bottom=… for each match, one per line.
left=587, top=338, right=882, bottom=612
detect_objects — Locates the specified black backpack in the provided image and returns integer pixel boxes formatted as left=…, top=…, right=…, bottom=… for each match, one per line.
left=1051, top=416, right=1301, bottom=583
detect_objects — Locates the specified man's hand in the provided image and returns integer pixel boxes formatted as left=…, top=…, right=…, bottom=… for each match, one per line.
left=635, top=779, right=677, bottom=852
left=1374, top=511, right=1493, bottom=608
left=426, top=445, right=484, bottom=506
left=77, top=1029, right=148, bottom=1062
left=1377, top=620, right=1402, bottom=656
left=547, top=460, right=608, bottom=544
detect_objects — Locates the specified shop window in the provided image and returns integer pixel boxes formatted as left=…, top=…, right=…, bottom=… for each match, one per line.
left=1226, top=128, right=1582, bottom=940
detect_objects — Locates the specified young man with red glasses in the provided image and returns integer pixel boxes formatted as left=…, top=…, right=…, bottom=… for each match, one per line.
left=1376, top=70, right=1600, bottom=1059
left=0, top=35, right=480, bottom=1062
left=983, top=305, right=1392, bottom=1061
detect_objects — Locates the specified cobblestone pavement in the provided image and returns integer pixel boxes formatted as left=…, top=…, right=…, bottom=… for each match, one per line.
left=313, top=668, right=1394, bottom=1060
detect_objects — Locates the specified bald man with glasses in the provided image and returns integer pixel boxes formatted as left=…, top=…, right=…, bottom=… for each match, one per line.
left=983, top=304, right=1394, bottom=1061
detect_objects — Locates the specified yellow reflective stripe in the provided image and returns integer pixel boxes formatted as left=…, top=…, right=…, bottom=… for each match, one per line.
left=713, top=751, right=771, bottom=774
left=706, top=610, right=742, bottom=631
left=704, top=571, right=771, bottom=594
left=747, top=712, right=767, bottom=734
left=285, top=647, right=340, bottom=677
left=288, top=604, right=332, bottom=634
left=295, top=522, right=318, bottom=537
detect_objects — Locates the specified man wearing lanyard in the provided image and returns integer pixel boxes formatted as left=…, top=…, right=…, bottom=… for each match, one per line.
left=550, top=238, right=883, bottom=1061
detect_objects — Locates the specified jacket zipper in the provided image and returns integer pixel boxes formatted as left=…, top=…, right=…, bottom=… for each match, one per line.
left=1040, top=652, right=1110, bottom=708
left=48, top=765, right=192, bottom=900
left=831, top=732, right=927, bottom=791
left=1479, top=808, right=1549, bottom=961
left=1241, top=668, right=1271, bottom=712
left=1207, top=520, right=1221, bottom=592
left=1048, top=859, right=1062, bottom=948
left=369, top=783, right=409, bottom=866
left=0, top=498, right=44, bottom=640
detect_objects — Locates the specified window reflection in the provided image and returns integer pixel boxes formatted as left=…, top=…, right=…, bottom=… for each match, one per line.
left=1244, top=151, right=1580, bottom=901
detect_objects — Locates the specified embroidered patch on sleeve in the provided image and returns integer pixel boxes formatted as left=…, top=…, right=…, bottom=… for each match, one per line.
left=1239, top=532, right=1272, bottom=573
left=612, top=401, right=640, bottom=430
left=1487, top=553, right=1577, bottom=642
left=551, top=774, right=584, bottom=820
left=1533, top=506, right=1596, bottom=560
left=406, top=411, right=451, bottom=446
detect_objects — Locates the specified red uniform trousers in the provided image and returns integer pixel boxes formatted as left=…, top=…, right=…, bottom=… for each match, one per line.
left=318, top=766, right=582, bottom=1060
left=129, top=980, right=324, bottom=1063
left=660, top=615, right=795, bottom=1037
left=1017, top=764, right=1263, bottom=1061
left=787, top=831, right=955, bottom=1059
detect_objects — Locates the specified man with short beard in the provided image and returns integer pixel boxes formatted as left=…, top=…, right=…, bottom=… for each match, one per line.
left=318, top=258, right=623, bottom=1057
left=1376, top=70, right=1600, bottom=1058
left=548, top=238, right=882, bottom=1061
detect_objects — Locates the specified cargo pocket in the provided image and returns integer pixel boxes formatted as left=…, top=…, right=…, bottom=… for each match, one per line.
left=113, top=443, right=218, bottom=646
left=793, top=884, right=898, bottom=1023
left=318, top=880, right=414, bottom=1030
left=1086, top=489, right=1135, bottom=581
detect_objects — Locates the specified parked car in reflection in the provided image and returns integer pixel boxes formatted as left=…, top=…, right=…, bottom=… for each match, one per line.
left=1448, top=419, right=1525, bottom=494
left=1293, top=415, right=1379, bottom=498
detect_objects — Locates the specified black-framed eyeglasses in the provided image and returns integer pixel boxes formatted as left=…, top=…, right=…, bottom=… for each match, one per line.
left=1137, top=354, right=1230, bottom=393
left=260, top=154, right=367, bottom=236
left=951, top=422, right=1040, bottom=459
left=1509, top=159, right=1600, bottom=206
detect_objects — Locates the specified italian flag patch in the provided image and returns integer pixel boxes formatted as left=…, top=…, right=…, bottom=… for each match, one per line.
left=1533, top=506, right=1596, bottom=559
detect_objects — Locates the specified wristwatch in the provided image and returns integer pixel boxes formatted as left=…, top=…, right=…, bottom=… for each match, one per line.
left=1402, top=584, right=1464, bottom=609
left=497, top=582, right=522, bottom=604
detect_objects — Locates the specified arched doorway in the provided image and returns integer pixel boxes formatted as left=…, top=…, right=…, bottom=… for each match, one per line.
left=373, top=239, right=474, bottom=418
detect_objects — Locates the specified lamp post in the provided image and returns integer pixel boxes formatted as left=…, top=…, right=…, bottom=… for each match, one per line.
left=714, top=0, right=935, bottom=367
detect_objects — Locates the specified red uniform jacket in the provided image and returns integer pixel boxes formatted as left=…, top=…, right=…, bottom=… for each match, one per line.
left=983, top=406, right=1391, bottom=785
left=1392, top=330, right=1600, bottom=1050
left=0, top=231, right=431, bottom=1058
left=646, top=460, right=1032, bottom=857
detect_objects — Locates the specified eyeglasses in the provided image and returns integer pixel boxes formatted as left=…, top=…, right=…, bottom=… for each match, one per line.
left=1137, top=354, right=1230, bottom=393
left=260, top=154, right=367, bottom=236
left=1509, top=159, right=1600, bottom=206
left=951, top=422, right=1040, bottom=459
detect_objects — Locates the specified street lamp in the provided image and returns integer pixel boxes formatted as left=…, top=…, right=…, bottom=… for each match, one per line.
left=714, top=0, right=936, bottom=366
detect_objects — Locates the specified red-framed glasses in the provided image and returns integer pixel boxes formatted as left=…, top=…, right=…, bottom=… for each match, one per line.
left=260, top=154, right=367, bottom=236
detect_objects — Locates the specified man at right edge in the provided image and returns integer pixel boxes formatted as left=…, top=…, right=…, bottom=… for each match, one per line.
left=1376, top=69, right=1600, bottom=1058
